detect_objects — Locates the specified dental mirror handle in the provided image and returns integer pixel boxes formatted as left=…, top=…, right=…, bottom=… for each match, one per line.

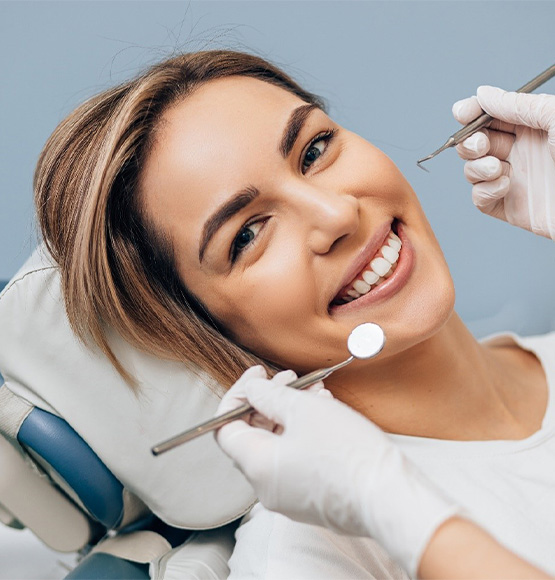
left=151, top=356, right=354, bottom=456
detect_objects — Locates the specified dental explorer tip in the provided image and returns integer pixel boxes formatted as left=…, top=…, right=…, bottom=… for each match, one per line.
left=416, top=138, right=456, bottom=172
left=416, top=160, right=431, bottom=172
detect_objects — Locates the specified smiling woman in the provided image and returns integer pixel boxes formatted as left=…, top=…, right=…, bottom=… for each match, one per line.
left=33, top=49, right=555, bottom=579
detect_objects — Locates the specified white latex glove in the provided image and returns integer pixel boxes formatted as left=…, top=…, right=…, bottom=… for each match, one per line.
left=453, top=86, right=555, bottom=240
left=215, top=367, right=462, bottom=577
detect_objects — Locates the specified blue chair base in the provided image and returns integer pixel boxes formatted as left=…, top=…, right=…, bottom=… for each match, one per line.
left=65, top=553, right=149, bottom=580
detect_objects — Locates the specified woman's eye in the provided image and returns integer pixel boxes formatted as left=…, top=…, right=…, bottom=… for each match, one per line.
left=231, top=220, right=265, bottom=262
left=303, top=140, right=325, bottom=170
left=302, top=129, right=336, bottom=174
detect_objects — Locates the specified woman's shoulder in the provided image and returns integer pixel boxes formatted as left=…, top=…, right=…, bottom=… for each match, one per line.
left=480, top=329, right=555, bottom=354
left=518, top=330, right=555, bottom=361
left=228, top=503, right=409, bottom=580
left=482, top=330, right=555, bottom=383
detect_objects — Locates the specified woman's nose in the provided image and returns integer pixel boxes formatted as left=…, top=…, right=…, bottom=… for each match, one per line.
left=295, top=187, right=360, bottom=254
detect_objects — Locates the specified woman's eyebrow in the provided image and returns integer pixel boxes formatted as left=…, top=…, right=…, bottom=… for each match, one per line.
left=279, top=103, right=320, bottom=158
left=199, top=186, right=260, bottom=263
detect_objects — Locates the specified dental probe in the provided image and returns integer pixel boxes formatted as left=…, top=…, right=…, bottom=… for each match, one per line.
left=151, top=322, right=385, bottom=456
left=416, top=63, right=555, bottom=171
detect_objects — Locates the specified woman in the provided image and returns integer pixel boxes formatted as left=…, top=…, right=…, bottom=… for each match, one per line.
left=34, top=50, right=554, bottom=577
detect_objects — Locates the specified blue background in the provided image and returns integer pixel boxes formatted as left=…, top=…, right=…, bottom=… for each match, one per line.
left=1, top=1, right=554, bottom=336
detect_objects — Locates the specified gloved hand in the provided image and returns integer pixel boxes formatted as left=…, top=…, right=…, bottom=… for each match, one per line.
left=215, top=367, right=462, bottom=577
left=453, top=86, right=555, bottom=240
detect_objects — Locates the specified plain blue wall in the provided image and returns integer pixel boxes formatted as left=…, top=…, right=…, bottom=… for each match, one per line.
left=1, top=1, right=554, bottom=336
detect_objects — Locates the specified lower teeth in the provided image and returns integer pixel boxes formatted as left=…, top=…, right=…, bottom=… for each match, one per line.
left=339, top=261, right=398, bottom=304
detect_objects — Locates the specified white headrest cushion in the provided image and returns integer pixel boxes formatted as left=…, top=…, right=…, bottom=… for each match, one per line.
left=0, top=245, right=255, bottom=529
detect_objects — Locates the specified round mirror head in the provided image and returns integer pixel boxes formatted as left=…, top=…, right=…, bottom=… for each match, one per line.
left=347, top=322, right=385, bottom=360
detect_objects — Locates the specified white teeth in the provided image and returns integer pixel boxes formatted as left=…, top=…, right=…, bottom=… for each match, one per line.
left=362, top=270, right=380, bottom=285
left=353, top=279, right=371, bottom=295
left=336, top=227, right=404, bottom=305
left=389, top=231, right=401, bottom=244
left=381, top=245, right=399, bottom=264
left=388, top=237, right=401, bottom=252
left=370, top=257, right=391, bottom=277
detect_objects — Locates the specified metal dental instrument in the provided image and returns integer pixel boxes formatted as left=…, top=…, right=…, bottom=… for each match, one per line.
left=416, top=63, right=555, bottom=171
left=151, top=322, right=385, bottom=456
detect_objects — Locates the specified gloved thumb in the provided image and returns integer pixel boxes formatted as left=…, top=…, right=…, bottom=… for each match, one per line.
left=216, top=417, right=276, bottom=477
left=477, top=86, right=555, bottom=160
left=242, top=379, right=303, bottom=426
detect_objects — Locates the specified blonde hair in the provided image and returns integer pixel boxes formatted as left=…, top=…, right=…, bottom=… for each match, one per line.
left=34, top=50, right=325, bottom=389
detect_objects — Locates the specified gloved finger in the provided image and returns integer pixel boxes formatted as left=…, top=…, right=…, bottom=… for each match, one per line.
left=272, top=372, right=328, bottom=396
left=304, top=380, right=326, bottom=394
left=216, top=417, right=252, bottom=446
left=464, top=157, right=510, bottom=184
left=242, top=379, right=303, bottom=426
left=487, top=118, right=517, bottom=135
left=485, top=129, right=515, bottom=160
left=471, top=176, right=510, bottom=220
left=234, top=365, right=268, bottom=389
left=293, top=381, right=333, bottom=399
left=477, top=87, right=555, bottom=160
left=216, top=419, right=275, bottom=466
left=249, top=410, right=277, bottom=431
left=456, top=131, right=490, bottom=160
left=456, top=129, right=515, bottom=161
left=452, top=95, right=482, bottom=125
left=477, top=86, right=555, bottom=133
left=223, top=372, right=308, bottom=433
left=217, top=373, right=271, bottom=416
left=272, top=369, right=297, bottom=385
left=452, top=93, right=517, bottom=133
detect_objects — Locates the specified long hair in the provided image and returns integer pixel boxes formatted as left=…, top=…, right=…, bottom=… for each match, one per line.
left=34, top=50, right=325, bottom=389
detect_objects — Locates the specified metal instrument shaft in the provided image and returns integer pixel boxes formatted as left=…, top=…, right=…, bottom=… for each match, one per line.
left=151, top=357, right=354, bottom=455
left=417, top=63, right=555, bottom=170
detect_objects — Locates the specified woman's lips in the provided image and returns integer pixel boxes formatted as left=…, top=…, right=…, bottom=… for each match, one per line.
left=329, top=221, right=414, bottom=313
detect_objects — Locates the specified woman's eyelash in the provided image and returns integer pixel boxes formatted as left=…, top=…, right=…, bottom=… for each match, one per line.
left=302, top=128, right=337, bottom=174
left=230, top=219, right=266, bottom=263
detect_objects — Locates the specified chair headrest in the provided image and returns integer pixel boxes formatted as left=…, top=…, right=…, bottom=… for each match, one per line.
left=0, top=245, right=255, bottom=529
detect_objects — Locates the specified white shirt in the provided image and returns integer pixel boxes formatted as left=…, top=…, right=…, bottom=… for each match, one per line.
left=228, top=331, right=555, bottom=579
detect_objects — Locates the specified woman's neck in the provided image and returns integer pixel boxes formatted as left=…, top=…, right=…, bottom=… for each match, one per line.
left=325, top=313, right=547, bottom=441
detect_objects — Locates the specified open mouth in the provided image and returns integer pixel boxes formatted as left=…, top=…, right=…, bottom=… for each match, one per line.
left=331, top=220, right=402, bottom=306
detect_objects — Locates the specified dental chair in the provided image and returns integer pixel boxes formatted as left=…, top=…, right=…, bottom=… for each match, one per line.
left=0, top=247, right=256, bottom=579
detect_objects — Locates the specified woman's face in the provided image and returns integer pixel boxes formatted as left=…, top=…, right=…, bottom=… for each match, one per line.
left=140, top=76, right=455, bottom=373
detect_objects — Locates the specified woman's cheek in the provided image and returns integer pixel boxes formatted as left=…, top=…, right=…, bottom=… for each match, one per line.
left=332, top=141, right=407, bottom=205
left=214, top=256, right=310, bottom=343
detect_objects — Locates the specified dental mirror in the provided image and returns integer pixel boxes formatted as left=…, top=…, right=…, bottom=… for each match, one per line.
left=347, top=322, right=385, bottom=359
left=152, top=322, right=385, bottom=455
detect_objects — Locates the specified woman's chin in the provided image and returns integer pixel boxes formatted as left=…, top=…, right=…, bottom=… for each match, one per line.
left=381, top=274, right=456, bottom=358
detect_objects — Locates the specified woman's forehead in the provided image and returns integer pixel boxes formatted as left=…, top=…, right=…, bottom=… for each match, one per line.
left=165, top=76, right=305, bottom=139
left=144, top=77, right=307, bottom=186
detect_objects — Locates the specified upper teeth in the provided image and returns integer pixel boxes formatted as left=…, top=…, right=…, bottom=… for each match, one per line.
left=370, top=257, right=391, bottom=277
left=340, top=230, right=402, bottom=302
